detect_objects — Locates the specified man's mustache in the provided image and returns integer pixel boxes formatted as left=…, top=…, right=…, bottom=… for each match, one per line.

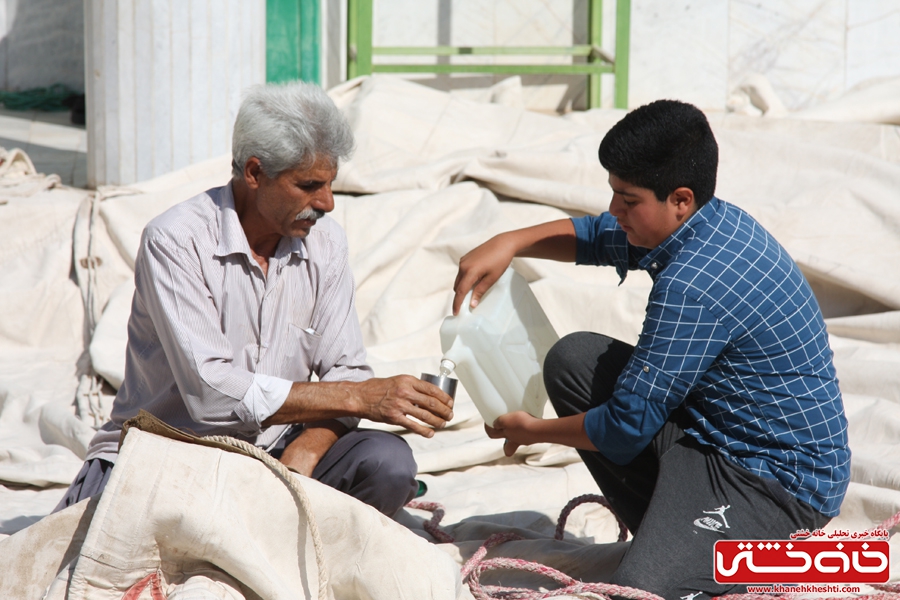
left=295, top=208, right=326, bottom=221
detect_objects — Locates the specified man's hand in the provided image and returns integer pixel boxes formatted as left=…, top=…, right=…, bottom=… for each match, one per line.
left=452, top=234, right=518, bottom=315
left=484, top=411, right=542, bottom=456
left=356, top=375, right=454, bottom=438
left=264, top=376, right=454, bottom=437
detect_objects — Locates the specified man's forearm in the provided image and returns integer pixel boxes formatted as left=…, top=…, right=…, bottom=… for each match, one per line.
left=262, top=381, right=360, bottom=427
left=261, top=375, right=453, bottom=438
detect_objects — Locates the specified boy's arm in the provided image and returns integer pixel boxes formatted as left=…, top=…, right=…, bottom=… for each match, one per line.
left=484, top=411, right=596, bottom=456
left=452, top=219, right=577, bottom=315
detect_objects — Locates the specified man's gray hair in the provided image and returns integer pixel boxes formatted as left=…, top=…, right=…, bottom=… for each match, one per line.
left=232, top=82, right=354, bottom=179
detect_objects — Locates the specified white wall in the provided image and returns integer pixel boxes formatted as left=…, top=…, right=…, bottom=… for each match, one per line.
left=84, top=0, right=266, bottom=187
left=628, top=0, right=900, bottom=112
left=322, top=0, right=900, bottom=113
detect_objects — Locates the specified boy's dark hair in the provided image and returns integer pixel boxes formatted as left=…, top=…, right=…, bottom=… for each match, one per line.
left=598, top=99, right=718, bottom=206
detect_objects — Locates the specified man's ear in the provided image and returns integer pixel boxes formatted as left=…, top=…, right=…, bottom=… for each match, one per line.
left=243, top=157, right=264, bottom=190
left=669, top=187, right=696, bottom=219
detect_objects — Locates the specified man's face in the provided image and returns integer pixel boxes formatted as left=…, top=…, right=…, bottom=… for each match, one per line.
left=607, top=174, right=693, bottom=249
left=254, top=155, right=338, bottom=238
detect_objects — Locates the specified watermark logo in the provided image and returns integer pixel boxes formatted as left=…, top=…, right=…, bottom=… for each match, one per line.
left=714, top=539, right=890, bottom=584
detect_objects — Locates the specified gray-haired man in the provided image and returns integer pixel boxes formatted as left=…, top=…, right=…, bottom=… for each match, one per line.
left=56, top=82, right=453, bottom=517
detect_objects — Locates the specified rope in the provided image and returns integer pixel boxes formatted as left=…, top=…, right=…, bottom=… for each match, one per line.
left=461, top=532, right=663, bottom=600
left=460, top=532, right=524, bottom=580
left=408, top=495, right=647, bottom=599
left=878, top=510, right=900, bottom=532
left=406, top=500, right=456, bottom=543
left=406, top=498, right=900, bottom=600
left=555, top=494, right=628, bottom=543
left=202, top=435, right=329, bottom=600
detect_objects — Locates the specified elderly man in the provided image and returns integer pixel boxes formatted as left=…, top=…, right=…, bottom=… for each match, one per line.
left=56, top=82, right=454, bottom=517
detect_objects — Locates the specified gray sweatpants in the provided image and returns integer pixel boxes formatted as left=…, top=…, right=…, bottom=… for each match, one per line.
left=544, top=332, right=830, bottom=600
left=55, top=428, right=418, bottom=517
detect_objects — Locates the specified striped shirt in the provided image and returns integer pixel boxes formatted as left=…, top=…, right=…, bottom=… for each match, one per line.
left=86, top=182, right=371, bottom=461
left=572, top=197, right=850, bottom=516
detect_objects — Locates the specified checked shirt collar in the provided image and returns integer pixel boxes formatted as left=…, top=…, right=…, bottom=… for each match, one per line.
left=638, top=196, right=720, bottom=279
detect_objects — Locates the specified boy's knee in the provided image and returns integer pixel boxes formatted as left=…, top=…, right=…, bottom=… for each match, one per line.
left=544, top=332, right=593, bottom=394
left=545, top=332, right=594, bottom=372
left=544, top=332, right=601, bottom=416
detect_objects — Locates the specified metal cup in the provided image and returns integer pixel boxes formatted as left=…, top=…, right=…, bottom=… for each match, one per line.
left=420, top=372, right=458, bottom=399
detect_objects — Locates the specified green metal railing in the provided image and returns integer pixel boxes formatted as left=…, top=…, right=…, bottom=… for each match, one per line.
left=347, top=0, right=630, bottom=109
left=267, top=0, right=320, bottom=84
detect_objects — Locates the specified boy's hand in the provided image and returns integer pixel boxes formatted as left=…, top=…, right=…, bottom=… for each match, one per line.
left=451, top=220, right=577, bottom=316
left=485, top=410, right=597, bottom=455
left=484, top=410, right=541, bottom=456
left=452, top=233, right=517, bottom=315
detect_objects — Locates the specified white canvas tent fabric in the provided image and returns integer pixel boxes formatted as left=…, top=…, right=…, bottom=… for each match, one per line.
left=1, top=75, right=900, bottom=598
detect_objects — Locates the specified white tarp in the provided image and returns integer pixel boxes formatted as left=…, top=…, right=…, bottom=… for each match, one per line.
left=1, top=75, right=900, bottom=597
left=2, top=428, right=463, bottom=600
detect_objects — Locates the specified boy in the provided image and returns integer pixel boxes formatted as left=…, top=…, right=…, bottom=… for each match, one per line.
left=452, top=99, right=849, bottom=599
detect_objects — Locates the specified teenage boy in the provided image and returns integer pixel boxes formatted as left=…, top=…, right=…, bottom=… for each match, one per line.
left=451, top=99, right=849, bottom=599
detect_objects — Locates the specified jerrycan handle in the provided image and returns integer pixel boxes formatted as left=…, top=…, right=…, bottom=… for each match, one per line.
left=459, top=289, right=475, bottom=316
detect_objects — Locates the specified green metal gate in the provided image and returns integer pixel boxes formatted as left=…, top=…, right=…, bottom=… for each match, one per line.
left=265, top=0, right=631, bottom=109
left=346, top=0, right=630, bottom=109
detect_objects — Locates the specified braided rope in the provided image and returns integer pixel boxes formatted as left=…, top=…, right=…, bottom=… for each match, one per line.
left=878, top=510, right=900, bottom=532
left=465, top=550, right=664, bottom=600
left=202, top=435, right=329, bottom=600
left=461, top=532, right=524, bottom=580
left=406, top=500, right=456, bottom=543
left=408, top=497, right=900, bottom=600
left=555, top=494, right=628, bottom=543
left=409, top=500, right=655, bottom=600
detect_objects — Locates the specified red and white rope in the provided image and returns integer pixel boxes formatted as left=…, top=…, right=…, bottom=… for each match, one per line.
left=406, top=499, right=456, bottom=543
left=406, top=497, right=900, bottom=600
left=555, top=494, right=628, bottom=543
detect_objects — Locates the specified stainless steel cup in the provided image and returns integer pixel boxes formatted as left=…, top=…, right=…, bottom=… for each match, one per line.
left=420, top=372, right=458, bottom=399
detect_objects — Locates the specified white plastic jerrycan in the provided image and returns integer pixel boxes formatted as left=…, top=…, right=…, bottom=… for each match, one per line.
left=439, top=268, right=559, bottom=426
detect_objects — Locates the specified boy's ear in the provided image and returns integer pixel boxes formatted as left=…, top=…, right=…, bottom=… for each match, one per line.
left=669, top=187, right=696, bottom=217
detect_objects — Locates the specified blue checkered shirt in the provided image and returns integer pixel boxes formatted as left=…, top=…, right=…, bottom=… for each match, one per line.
left=572, top=197, right=850, bottom=516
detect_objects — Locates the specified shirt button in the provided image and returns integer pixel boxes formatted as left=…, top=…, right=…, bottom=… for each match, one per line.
left=650, top=262, right=658, bottom=269
left=643, top=365, right=650, bottom=373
